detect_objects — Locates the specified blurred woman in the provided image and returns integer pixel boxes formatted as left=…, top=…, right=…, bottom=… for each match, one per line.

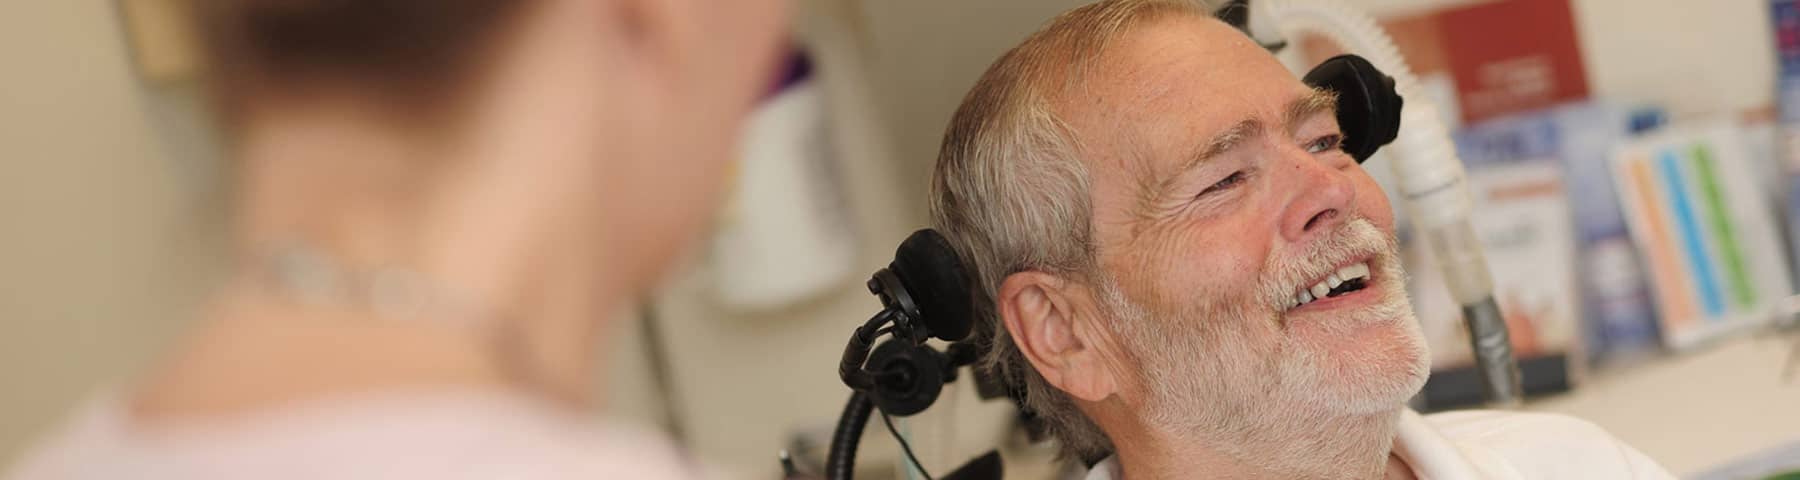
left=5, top=0, right=786, bottom=477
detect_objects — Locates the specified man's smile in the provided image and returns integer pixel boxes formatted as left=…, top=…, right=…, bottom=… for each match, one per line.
left=1283, top=255, right=1382, bottom=315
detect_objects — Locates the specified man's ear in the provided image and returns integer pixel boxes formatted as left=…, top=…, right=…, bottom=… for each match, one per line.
left=997, top=271, right=1119, bottom=402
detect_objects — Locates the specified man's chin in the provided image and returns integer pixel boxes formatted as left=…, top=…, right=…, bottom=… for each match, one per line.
left=1282, top=297, right=1430, bottom=415
left=1309, top=341, right=1429, bottom=415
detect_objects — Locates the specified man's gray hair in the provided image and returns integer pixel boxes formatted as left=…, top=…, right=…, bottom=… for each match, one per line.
left=928, top=0, right=1216, bottom=464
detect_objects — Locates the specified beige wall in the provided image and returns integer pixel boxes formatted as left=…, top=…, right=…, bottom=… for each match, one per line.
left=1573, top=0, right=1774, bottom=117
left=0, top=0, right=225, bottom=464
left=0, top=0, right=1783, bottom=475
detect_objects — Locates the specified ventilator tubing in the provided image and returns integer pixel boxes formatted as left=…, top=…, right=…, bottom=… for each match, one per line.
left=1254, top=0, right=1523, bottom=405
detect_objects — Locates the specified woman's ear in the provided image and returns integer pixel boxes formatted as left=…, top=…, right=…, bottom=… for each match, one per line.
left=996, top=271, right=1119, bottom=402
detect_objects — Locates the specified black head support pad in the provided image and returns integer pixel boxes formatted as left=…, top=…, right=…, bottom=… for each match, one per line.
left=864, top=339, right=947, bottom=416
left=886, top=229, right=975, bottom=342
left=1302, top=54, right=1404, bottom=163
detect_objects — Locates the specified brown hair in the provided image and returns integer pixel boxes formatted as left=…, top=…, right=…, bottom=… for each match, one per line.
left=192, top=0, right=535, bottom=121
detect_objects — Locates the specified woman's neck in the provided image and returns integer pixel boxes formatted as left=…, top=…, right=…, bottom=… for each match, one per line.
left=130, top=292, right=516, bottom=420
left=133, top=108, right=625, bottom=420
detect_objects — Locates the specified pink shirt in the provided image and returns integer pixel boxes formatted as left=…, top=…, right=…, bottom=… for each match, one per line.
left=4, top=389, right=699, bottom=480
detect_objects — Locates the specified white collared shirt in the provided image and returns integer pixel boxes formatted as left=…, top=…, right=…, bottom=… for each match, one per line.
left=1085, top=409, right=1674, bottom=479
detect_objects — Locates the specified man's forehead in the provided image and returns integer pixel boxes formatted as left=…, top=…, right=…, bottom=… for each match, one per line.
left=1107, top=19, right=1265, bottom=98
left=1057, top=15, right=1308, bottom=168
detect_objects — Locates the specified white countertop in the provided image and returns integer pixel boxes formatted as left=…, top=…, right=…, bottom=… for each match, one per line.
left=1524, top=336, right=1800, bottom=476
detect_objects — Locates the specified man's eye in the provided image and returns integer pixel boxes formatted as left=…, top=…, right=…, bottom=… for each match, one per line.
left=1306, top=133, right=1344, bottom=154
left=1199, top=171, right=1247, bottom=197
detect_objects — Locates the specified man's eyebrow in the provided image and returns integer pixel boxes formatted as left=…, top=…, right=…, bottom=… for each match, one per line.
left=1179, top=119, right=1261, bottom=174
left=1133, top=88, right=1343, bottom=228
left=1134, top=118, right=1259, bottom=227
left=1174, top=88, right=1338, bottom=174
left=1284, top=87, right=1339, bottom=136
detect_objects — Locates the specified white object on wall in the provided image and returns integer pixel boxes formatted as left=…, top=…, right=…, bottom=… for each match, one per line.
left=709, top=75, right=858, bottom=312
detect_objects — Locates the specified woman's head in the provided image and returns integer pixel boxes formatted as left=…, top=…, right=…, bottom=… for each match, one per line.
left=196, top=0, right=789, bottom=302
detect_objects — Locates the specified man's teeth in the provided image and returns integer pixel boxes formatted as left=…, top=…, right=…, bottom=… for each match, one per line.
left=1287, top=262, right=1371, bottom=310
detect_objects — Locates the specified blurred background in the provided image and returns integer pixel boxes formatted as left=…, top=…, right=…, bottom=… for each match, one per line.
left=3, top=0, right=1800, bottom=479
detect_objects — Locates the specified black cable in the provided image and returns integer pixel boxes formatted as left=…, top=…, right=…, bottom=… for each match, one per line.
left=880, top=411, right=935, bottom=480
left=826, top=392, right=874, bottom=480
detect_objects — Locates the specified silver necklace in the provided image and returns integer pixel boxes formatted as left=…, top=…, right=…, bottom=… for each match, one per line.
left=250, top=243, right=490, bottom=327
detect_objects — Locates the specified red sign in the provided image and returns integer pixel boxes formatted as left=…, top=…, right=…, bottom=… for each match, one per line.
left=1296, top=0, right=1590, bottom=125
left=1437, top=0, right=1590, bottom=123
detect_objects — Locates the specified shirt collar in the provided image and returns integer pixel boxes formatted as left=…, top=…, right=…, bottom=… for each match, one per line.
left=1080, top=409, right=1481, bottom=479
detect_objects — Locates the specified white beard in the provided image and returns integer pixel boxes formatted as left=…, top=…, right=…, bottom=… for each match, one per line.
left=1098, top=218, right=1429, bottom=474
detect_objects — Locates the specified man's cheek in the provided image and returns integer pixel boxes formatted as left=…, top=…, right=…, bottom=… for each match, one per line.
left=1130, top=252, right=1217, bottom=307
left=1184, top=243, right=1264, bottom=298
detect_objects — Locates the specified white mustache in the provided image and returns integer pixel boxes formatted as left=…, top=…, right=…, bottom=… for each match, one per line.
left=1255, top=218, right=1396, bottom=312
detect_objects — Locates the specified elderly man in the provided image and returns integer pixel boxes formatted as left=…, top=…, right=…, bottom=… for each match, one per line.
left=930, top=1, right=1670, bottom=478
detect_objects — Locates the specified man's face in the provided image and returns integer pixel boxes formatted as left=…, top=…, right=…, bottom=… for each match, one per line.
left=1064, top=17, right=1428, bottom=436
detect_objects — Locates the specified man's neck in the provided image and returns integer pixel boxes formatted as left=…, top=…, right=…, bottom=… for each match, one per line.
left=1109, top=408, right=1403, bottom=479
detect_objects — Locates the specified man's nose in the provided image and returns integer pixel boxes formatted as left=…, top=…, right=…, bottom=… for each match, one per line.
left=1278, top=151, right=1356, bottom=243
